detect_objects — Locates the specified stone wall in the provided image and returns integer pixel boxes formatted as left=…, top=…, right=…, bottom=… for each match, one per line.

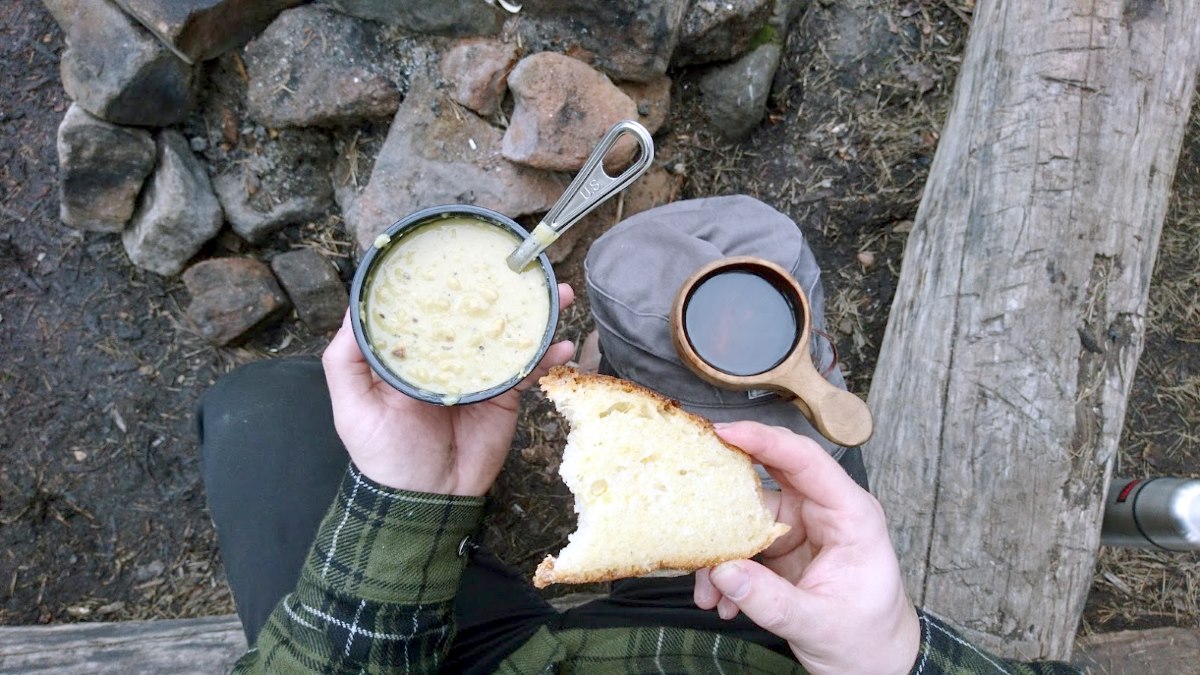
left=47, top=0, right=798, bottom=345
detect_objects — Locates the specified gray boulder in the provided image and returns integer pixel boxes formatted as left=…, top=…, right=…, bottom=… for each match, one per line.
left=212, top=128, right=334, bottom=243
left=56, top=104, right=156, bottom=232
left=352, top=77, right=566, bottom=250
left=44, top=0, right=194, bottom=127
left=183, top=257, right=290, bottom=346
left=510, top=0, right=690, bottom=82
left=270, top=249, right=347, bottom=334
left=325, top=0, right=503, bottom=36
left=244, top=5, right=407, bottom=127
left=123, top=131, right=223, bottom=276
left=441, top=38, right=519, bottom=117
left=502, top=52, right=639, bottom=172
left=112, top=0, right=304, bottom=63
left=673, top=0, right=774, bottom=67
left=617, top=75, right=672, bottom=136
left=698, top=42, right=782, bottom=141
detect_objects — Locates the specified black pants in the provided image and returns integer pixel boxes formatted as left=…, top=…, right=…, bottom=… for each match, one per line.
left=198, top=358, right=869, bottom=672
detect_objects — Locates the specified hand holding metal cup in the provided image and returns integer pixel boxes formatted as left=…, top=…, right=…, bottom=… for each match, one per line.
left=350, top=121, right=654, bottom=405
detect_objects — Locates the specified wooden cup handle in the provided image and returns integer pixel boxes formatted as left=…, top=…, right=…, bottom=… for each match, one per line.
left=772, top=364, right=874, bottom=447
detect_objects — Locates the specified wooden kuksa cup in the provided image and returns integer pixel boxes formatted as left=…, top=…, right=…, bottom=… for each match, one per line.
left=670, top=256, right=874, bottom=447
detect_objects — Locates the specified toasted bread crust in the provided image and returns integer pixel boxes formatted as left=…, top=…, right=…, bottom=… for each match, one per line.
left=532, top=522, right=790, bottom=588
left=539, top=366, right=752, bottom=461
left=534, top=367, right=791, bottom=588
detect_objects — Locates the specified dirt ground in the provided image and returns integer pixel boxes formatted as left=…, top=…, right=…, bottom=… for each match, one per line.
left=2, top=0, right=1197, bottom=640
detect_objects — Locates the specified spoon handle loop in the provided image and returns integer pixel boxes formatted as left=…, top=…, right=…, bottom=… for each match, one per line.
left=507, top=120, right=654, bottom=271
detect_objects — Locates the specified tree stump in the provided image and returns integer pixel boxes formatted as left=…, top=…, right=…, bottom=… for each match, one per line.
left=865, top=0, right=1200, bottom=660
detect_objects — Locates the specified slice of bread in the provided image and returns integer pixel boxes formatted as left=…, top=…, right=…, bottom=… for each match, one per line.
left=533, top=366, right=789, bottom=588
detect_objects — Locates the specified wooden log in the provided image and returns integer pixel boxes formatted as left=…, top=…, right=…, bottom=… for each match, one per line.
left=864, top=0, right=1200, bottom=661
left=0, top=593, right=604, bottom=673
left=0, top=614, right=245, bottom=674
left=1072, top=627, right=1200, bottom=674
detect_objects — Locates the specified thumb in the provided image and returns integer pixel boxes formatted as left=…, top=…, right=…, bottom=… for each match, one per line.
left=709, top=560, right=808, bottom=642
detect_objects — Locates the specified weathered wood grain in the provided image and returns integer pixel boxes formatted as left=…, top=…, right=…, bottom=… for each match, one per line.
left=0, top=614, right=245, bottom=674
left=865, top=0, right=1200, bottom=660
left=1073, top=626, right=1200, bottom=674
left=0, top=613, right=1192, bottom=672
left=0, top=594, right=604, bottom=673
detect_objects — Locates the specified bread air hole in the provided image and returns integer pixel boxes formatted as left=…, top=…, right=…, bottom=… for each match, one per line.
left=598, top=401, right=633, bottom=418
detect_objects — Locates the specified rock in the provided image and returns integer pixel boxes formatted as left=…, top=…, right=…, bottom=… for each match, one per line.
left=333, top=189, right=361, bottom=239
left=45, top=0, right=194, bottom=127
left=621, top=165, right=679, bottom=217
left=212, top=128, right=335, bottom=243
left=673, top=0, right=774, bottom=67
left=510, top=0, right=690, bottom=82
left=182, top=258, right=290, bottom=346
left=502, top=52, right=639, bottom=172
left=770, top=0, right=804, bottom=32
left=353, top=77, right=567, bottom=250
left=244, top=5, right=407, bottom=127
left=698, top=42, right=782, bottom=141
left=270, top=249, right=347, bottom=333
left=122, top=131, right=223, bottom=276
left=325, top=0, right=503, bottom=36
left=330, top=121, right=390, bottom=233
left=111, top=0, right=304, bottom=63
left=214, top=173, right=330, bottom=244
left=440, top=38, right=519, bottom=117
left=56, top=104, right=156, bottom=232
left=617, top=75, right=672, bottom=136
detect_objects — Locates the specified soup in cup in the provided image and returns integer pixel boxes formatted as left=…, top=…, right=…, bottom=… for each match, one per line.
left=350, top=205, right=559, bottom=405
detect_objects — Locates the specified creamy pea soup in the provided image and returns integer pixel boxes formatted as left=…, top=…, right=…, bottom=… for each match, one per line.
left=364, top=217, right=550, bottom=399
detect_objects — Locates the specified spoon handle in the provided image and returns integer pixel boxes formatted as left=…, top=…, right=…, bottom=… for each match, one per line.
left=507, top=120, right=654, bottom=271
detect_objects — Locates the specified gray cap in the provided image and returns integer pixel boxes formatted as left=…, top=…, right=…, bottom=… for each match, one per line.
left=584, top=195, right=848, bottom=458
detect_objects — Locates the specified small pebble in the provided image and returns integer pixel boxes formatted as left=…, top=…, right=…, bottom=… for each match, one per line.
left=189, top=136, right=208, bottom=152
left=857, top=251, right=876, bottom=268
left=107, top=359, right=139, bottom=374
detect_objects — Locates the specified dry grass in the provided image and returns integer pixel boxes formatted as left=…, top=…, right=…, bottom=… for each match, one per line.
left=1084, top=107, right=1200, bottom=632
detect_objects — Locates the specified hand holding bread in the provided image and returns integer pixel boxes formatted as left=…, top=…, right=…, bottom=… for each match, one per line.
left=534, top=367, right=789, bottom=588
left=694, top=421, right=921, bottom=675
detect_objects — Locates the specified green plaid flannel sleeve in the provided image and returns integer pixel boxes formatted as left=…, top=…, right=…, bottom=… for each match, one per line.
left=233, top=464, right=486, bottom=675
left=911, top=611, right=1083, bottom=674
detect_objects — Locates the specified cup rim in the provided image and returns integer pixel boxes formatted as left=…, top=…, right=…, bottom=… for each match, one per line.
left=349, top=204, right=560, bottom=406
left=670, top=256, right=813, bottom=385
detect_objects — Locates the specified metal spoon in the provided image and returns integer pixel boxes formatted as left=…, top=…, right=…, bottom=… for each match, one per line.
left=507, top=120, right=654, bottom=272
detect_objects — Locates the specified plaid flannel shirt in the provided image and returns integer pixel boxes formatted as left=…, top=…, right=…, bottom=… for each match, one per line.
left=233, top=465, right=1082, bottom=674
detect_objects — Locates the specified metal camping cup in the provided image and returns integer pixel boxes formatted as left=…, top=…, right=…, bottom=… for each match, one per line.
left=350, top=205, right=560, bottom=406
left=670, top=256, right=874, bottom=447
left=350, top=121, right=654, bottom=405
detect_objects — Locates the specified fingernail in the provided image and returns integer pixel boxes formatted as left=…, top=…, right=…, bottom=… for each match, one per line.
left=710, top=562, right=750, bottom=600
left=717, top=597, right=736, bottom=620
left=713, top=422, right=731, bottom=430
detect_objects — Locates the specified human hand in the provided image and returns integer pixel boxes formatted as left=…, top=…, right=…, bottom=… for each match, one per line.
left=320, top=284, right=576, bottom=496
left=694, top=422, right=920, bottom=675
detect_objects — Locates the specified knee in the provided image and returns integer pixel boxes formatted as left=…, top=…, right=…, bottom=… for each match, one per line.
left=196, top=357, right=324, bottom=444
